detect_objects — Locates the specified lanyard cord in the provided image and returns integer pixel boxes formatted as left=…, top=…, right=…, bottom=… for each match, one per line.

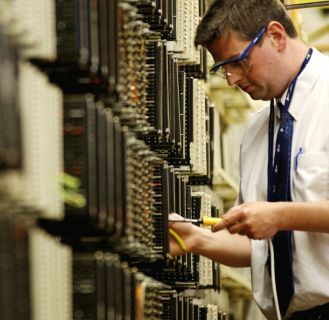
left=267, top=48, right=313, bottom=193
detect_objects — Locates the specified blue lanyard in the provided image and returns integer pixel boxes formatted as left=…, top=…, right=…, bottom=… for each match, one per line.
left=267, top=48, right=313, bottom=199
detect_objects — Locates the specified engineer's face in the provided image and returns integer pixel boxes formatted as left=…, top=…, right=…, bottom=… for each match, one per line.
left=207, top=29, right=279, bottom=101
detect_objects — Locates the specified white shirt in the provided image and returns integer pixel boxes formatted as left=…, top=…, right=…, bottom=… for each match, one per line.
left=238, top=48, right=329, bottom=319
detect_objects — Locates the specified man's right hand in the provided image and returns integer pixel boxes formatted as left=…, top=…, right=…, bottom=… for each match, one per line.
left=168, top=213, right=198, bottom=256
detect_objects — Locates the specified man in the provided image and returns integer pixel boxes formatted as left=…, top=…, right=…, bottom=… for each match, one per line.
left=169, top=1, right=329, bottom=319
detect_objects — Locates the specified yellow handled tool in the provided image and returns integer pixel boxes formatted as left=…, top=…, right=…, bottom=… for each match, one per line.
left=169, top=216, right=222, bottom=226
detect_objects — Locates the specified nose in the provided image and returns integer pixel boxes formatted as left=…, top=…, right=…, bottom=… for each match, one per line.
left=224, top=65, right=242, bottom=87
left=226, top=72, right=241, bottom=87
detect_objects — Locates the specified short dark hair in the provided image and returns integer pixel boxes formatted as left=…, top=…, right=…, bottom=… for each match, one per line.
left=195, top=0, right=298, bottom=47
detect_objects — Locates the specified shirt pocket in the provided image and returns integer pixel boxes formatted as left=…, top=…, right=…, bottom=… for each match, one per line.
left=293, top=152, right=329, bottom=201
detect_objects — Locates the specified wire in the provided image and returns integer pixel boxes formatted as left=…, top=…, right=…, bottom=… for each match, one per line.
left=268, top=239, right=282, bottom=320
left=169, top=228, right=187, bottom=252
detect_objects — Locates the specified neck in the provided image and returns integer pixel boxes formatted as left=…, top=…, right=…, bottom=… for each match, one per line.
left=288, top=40, right=309, bottom=78
left=276, top=39, right=310, bottom=98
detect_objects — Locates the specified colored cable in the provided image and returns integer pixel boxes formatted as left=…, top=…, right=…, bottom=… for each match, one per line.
left=169, top=228, right=187, bottom=252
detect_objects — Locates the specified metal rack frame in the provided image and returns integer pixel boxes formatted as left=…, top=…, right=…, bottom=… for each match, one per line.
left=285, top=1, right=329, bottom=10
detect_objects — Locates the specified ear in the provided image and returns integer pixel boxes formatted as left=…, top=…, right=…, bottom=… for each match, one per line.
left=267, top=21, right=287, bottom=51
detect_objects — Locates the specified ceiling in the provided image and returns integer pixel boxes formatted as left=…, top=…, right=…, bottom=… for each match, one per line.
left=298, top=9, right=329, bottom=52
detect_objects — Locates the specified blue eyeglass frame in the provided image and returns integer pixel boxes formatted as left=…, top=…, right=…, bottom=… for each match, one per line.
left=210, top=26, right=267, bottom=74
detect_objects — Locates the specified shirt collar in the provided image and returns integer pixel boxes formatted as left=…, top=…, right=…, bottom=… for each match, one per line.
left=274, top=96, right=285, bottom=119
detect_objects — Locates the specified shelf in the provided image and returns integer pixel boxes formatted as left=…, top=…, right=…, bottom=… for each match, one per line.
left=220, top=265, right=252, bottom=299
left=212, top=167, right=238, bottom=202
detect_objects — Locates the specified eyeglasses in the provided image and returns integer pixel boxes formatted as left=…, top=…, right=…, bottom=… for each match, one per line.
left=210, top=26, right=267, bottom=79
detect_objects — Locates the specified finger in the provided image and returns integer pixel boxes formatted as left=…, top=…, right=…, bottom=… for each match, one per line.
left=169, top=212, right=184, bottom=220
left=169, top=240, right=183, bottom=256
left=226, top=205, right=242, bottom=215
left=211, top=220, right=226, bottom=232
left=227, top=222, right=245, bottom=235
left=222, top=210, right=245, bottom=228
left=211, top=210, right=242, bottom=232
left=168, top=212, right=184, bottom=227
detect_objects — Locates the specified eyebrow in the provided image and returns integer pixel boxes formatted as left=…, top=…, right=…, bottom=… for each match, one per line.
left=214, top=51, right=242, bottom=65
left=213, top=49, right=244, bottom=65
